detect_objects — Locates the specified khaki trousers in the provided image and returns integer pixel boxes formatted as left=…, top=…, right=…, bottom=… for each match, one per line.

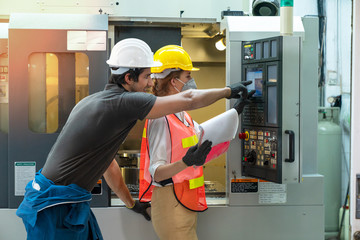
left=151, top=185, right=198, bottom=240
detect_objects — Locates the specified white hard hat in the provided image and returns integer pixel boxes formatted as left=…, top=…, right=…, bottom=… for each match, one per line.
left=106, top=38, right=162, bottom=70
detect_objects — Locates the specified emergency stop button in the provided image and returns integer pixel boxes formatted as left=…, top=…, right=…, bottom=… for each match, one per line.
left=239, top=131, right=249, bottom=141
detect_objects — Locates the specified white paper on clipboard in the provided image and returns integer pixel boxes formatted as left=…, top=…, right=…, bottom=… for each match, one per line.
left=199, top=108, right=239, bottom=146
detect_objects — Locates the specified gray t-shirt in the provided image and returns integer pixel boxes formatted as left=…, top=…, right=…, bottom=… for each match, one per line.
left=42, top=84, right=156, bottom=191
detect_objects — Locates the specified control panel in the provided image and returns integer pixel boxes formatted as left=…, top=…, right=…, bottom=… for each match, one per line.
left=243, top=129, right=278, bottom=169
left=240, top=127, right=281, bottom=182
left=240, top=36, right=301, bottom=184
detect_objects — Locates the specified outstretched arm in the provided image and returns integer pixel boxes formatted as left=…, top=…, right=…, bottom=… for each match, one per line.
left=146, top=88, right=230, bottom=119
left=146, top=81, right=252, bottom=119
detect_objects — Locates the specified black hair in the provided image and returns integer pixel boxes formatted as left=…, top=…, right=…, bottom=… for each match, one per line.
left=108, top=68, right=146, bottom=87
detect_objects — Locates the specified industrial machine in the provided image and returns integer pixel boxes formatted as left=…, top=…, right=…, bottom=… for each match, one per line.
left=0, top=14, right=325, bottom=240
left=218, top=16, right=324, bottom=240
left=240, top=36, right=301, bottom=184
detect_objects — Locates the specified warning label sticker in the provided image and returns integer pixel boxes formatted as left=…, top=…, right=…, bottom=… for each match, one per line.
left=15, top=162, right=36, bottom=196
left=231, top=178, right=258, bottom=193
left=258, top=181, right=287, bottom=204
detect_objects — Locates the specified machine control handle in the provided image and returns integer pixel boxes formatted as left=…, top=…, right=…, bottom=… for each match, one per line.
left=244, top=150, right=257, bottom=165
left=285, top=130, right=295, bottom=163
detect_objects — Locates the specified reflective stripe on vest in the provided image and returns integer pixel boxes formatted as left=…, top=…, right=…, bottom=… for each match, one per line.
left=182, top=135, right=198, bottom=149
left=142, top=127, right=147, bottom=138
left=189, top=175, right=204, bottom=189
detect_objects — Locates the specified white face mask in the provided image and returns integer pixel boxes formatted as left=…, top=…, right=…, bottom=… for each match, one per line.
left=174, top=78, right=197, bottom=92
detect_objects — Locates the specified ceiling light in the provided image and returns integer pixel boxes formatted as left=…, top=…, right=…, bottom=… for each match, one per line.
left=215, top=38, right=226, bottom=51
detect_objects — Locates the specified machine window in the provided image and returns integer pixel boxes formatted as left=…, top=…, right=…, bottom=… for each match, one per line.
left=255, top=42, right=262, bottom=59
left=268, top=65, right=277, bottom=83
left=29, top=53, right=59, bottom=133
left=271, top=40, right=277, bottom=57
left=263, top=41, right=269, bottom=58
left=267, top=86, right=277, bottom=124
left=28, top=52, right=89, bottom=133
left=75, top=53, right=89, bottom=104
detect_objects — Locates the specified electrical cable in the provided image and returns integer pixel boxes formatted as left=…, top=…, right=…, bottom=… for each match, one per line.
left=318, top=0, right=327, bottom=106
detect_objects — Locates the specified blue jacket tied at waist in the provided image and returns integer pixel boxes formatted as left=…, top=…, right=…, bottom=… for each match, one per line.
left=16, top=170, right=103, bottom=240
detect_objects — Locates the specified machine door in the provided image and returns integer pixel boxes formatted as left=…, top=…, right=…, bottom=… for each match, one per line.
left=8, top=14, right=109, bottom=207
left=240, top=36, right=301, bottom=184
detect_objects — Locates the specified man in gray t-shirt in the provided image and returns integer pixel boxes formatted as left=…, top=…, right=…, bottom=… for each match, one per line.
left=42, top=83, right=156, bottom=192
left=18, top=38, right=251, bottom=239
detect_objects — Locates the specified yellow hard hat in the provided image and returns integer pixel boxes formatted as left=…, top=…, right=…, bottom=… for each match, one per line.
left=151, top=45, right=199, bottom=73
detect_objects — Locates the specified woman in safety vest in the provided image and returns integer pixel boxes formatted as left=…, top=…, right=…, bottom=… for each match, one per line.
left=139, top=45, right=254, bottom=240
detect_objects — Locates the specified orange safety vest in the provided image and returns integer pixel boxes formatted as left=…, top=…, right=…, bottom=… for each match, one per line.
left=139, top=112, right=208, bottom=212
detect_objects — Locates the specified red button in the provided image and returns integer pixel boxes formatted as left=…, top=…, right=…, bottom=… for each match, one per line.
left=238, top=133, right=247, bottom=139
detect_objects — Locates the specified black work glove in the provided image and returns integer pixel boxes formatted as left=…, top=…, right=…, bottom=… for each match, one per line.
left=226, top=81, right=253, bottom=99
left=182, top=140, right=212, bottom=166
left=233, top=90, right=256, bottom=114
left=127, top=200, right=151, bottom=221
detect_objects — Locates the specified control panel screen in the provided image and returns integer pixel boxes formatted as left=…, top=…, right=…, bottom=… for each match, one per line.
left=246, top=67, right=263, bottom=97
